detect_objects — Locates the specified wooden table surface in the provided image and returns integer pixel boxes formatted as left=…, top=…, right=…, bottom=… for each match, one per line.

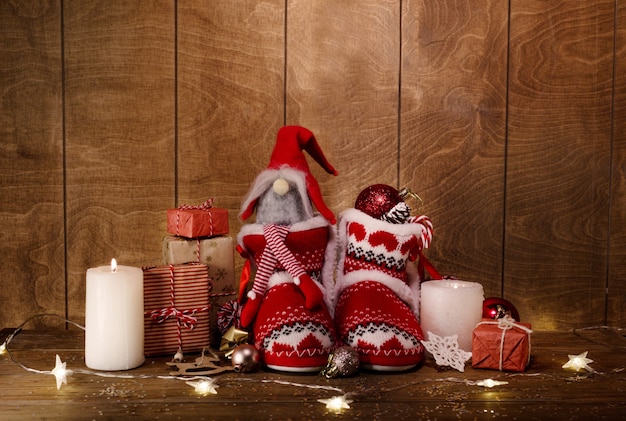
left=1, top=327, right=625, bottom=420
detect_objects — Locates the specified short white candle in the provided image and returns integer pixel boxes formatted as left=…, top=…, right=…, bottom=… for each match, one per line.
left=420, top=279, right=484, bottom=352
left=85, top=258, right=145, bottom=370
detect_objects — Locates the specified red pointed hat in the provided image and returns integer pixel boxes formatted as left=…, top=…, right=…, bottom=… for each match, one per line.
left=240, top=125, right=338, bottom=223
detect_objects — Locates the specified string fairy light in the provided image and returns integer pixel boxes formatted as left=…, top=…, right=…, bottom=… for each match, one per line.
left=3, top=313, right=350, bottom=410
left=472, top=378, right=509, bottom=388
left=3, top=314, right=218, bottom=392
left=186, top=378, right=218, bottom=395
left=562, top=351, right=596, bottom=373
left=3, top=314, right=625, bottom=413
left=318, top=395, right=353, bottom=412
left=51, top=354, right=72, bottom=390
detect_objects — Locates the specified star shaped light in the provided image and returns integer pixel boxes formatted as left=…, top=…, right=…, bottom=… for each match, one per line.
left=186, top=378, right=218, bottom=395
left=474, top=379, right=509, bottom=388
left=318, top=395, right=352, bottom=412
left=562, top=351, right=595, bottom=373
left=421, top=331, right=472, bottom=372
left=51, top=354, right=72, bottom=390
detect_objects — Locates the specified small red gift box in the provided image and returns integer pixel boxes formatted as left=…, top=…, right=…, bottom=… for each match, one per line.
left=472, top=317, right=532, bottom=372
left=167, top=199, right=229, bottom=239
left=143, top=263, right=213, bottom=356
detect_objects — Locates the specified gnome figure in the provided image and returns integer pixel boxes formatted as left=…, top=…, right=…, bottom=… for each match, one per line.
left=330, top=184, right=433, bottom=371
left=237, top=126, right=338, bottom=372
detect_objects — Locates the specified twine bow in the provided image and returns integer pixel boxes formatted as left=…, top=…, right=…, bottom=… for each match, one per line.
left=144, top=264, right=211, bottom=350
left=177, top=198, right=214, bottom=211
left=175, top=198, right=215, bottom=236
left=148, top=307, right=207, bottom=330
left=477, top=316, right=533, bottom=370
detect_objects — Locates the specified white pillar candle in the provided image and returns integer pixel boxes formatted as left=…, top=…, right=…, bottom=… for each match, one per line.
left=85, top=258, right=145, bottom=370
left=420, top=280, right=484, bottom=352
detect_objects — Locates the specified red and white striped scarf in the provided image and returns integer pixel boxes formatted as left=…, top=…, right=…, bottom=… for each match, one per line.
left=250, top=224, right=307, bottom=299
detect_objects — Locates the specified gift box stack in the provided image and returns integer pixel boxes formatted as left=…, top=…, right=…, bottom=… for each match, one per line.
left=471, top=316, right=533, bottom=372
left=143, top=199, right=236, bottom=356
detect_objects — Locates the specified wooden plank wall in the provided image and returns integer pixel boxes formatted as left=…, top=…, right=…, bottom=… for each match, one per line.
left=1, top=0, right=624, bottom=331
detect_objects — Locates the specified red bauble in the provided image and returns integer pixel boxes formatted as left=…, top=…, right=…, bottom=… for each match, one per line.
left=482, top=297, right=520, bottom=321
left=355, top=184, right=402, bottom=219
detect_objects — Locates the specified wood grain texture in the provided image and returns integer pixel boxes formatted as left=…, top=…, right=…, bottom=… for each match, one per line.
left=400, top=0, right=508, bottom=298
left=608, top=2, right=626, bottom=327
left=0, top=0, right=65, bottom=328
left=286, top=0, right=401, bottom=214
left=1, top=0, right=625, bottom=331
left=63, top=1, right=176, bottom=321
left=177, top=0, right=285, bottom=246
left=506, top=0, right=614, bottom=329
left=2, top=328, right=626, bottom=420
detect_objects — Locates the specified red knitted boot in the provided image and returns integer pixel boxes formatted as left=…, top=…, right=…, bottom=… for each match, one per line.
left=253, top=282, right=335, bottom=371
left=335, top=281, right=424, bottom=370
left=238, top=217, right=337, bottom=372
left=332, top=185, right=433, bottom=371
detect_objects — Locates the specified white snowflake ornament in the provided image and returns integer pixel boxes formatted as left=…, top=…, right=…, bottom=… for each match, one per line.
left=421, top=331, right=472, bottom=372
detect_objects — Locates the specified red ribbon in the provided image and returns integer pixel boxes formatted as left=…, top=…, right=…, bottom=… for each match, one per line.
left=238, top=259, right=251, bottom=303
left=144, top=264, right=211, bottom=350
left=175, top=199, right=215, bottom=236
left=418, top=250, right=443, bottom=280
left=177, top=198, right=214, bottom=211
left=147, top=306, right=208, bottom=330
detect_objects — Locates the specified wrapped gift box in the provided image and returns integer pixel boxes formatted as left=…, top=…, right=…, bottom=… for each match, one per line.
left=167, top=203, right=229, bottom=239
left=143, top=263, right=212, bottom=356
left=472, top=318, right=532, bottom=372
left=162, top=235, right=237, bottom=346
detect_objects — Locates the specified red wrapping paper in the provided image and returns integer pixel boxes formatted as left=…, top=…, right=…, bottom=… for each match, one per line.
left=167, top=204, right=229, bottom=239
left=472, top=318, right=532, bottom=372
left=143, top=263, right=212, bottom=356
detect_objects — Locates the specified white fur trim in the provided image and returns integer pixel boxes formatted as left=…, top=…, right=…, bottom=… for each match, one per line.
left=265, top=271, right=327, bottom=295
left=322, top=222, right=338, bottom=314
left=237, top=215, right=332, bottom=300
left=247, top=290, right=257, bottom=300
left=237, top=215, right=329, bottom=246
left=332, top=208, right=426, bottom=314
left=338, top=270, right=418, bottom=313
left=239, top=167, right=313, bottom=220
left=406, top=260, right=421, bottom=320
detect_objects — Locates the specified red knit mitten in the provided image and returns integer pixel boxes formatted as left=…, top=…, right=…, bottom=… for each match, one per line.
left=240, top=296, right=261, bottom=329
left=295, top=273, right=323, bottom=310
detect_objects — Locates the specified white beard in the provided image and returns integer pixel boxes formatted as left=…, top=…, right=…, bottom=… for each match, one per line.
left=255, top=185, right=307, bottom=225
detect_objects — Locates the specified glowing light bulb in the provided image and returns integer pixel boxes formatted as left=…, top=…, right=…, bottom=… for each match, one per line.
left=318, top=395, right=352, bottom=411
left=51, top=354, right=72, bottom=390
left=0, top=341, right=6, bottom=355
left=562, top=351, right=595, bottom=372
left=186, top=379, right=218, bottom=395
left=476, top=378, right=508, bottom=388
